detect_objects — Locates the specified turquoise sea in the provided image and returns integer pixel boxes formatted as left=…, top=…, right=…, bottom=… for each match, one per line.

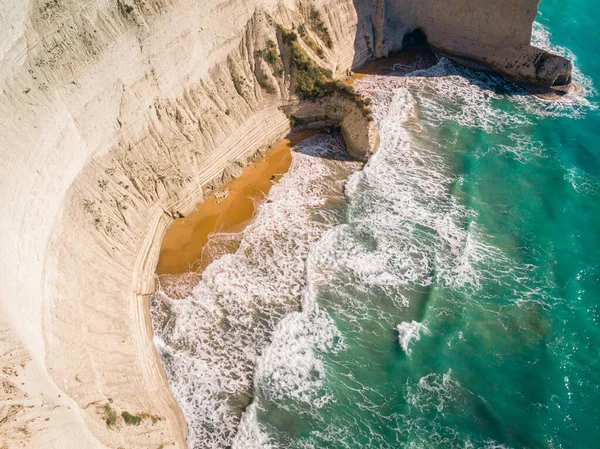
left=152, top=2, right=599, bottom=447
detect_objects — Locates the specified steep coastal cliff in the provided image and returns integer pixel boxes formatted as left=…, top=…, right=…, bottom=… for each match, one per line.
left=382, top=0, right=573, bottom=91
left=0, top=1, right=571, bottom=448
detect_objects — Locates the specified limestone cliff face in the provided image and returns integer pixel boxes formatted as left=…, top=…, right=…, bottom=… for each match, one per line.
left=381, top=0, right=572, bottom=90
left=0, top=1, right=570, bottom=448
left=0, top=1, right=371, bottom=448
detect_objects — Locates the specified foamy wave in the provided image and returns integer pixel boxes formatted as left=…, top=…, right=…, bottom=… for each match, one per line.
left=232, top=406, right=274, bottom=449
left=358, top=32, right=595, bottom=134
left=254, top=307, right=341, bottom=408
left=151, top=135, right=361, bottom=448
left=349, top=63, right=564, bottom=307
left=530, top=21, right=597, bottom=116
left=343, top=80, right=491, bottom=296
left=479, top=133, right=550, bottom=164
left=415, top=370, right=459, bottom=413
left=152, top=31, right=588, bottom=445
left=565, top=167, right=599, bottom=196
left=532, top=21, right=597, bottom=98
left=397, top=321, right=430, bottom=355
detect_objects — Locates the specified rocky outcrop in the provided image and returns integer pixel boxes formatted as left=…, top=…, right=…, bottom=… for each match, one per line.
left=286, top=92, right=379, bottom=160
left=0, top=0, right=571, bottom=448
left=380, top=0, right=573, bottom=92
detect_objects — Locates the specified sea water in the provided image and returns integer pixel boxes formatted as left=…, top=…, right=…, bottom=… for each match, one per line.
left=152, top=1, right=600, bottom=447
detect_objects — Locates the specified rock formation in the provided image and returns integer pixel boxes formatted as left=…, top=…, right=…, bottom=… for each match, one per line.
left=381, top=0, right=573, bottom=91
left=0, top=1, right=570, bottom=448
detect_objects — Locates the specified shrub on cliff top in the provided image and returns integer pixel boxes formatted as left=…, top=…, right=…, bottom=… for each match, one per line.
left=102, top=403, right=118, bottom=428
left=278, top=26, right=373, bottom=119
left=258, top=39, right=284, bottom=79
left=297, top=23, right=326, bottom=59
left=122, top=411, right=142, bottom=426
left=116, top=0, right=133, bottom=16
left=280, top=27, right=332, bottom=99
left=309, top=7, right=333, bottom=48
left=264, top=39, right=279, bottom=64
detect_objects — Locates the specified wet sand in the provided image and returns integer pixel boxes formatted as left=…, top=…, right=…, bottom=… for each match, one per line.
left=156, top=130, right=320, bottom=276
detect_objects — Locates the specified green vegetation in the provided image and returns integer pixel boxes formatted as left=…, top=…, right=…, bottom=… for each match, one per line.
left=117, top=0, right=134, bottom=16
left=99, top=399, right=160, bottom=428
left=102, top=403, right=119, bottom=428
left=225, top=109, right=230, bottom=116
left=309, top=7, right=333, bottom=49
left=278, top=26, right=372, bottom=120
left=257, top=39, right=284, bottom=78
left=40, top=0, right=60, bottom=14
left=122, top=411, right=142, bottom=426
left=255, top=39, right=284, bottom=91
left=297, top=23, right=325, bottom=59
left=280, top=28, right=332, bottom=99
left=333, top=80, right=374, bottom=120
left=264, top=39, right=278, bottom=64
left=138, top=412, right=162, bottom=424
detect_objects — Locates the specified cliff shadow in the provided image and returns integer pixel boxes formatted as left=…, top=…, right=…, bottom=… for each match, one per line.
left=289, top=128, right=356, bottom=161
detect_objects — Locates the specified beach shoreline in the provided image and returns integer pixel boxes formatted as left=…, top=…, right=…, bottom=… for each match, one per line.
left=156, top=130, right=320, bottom=278
left=155, top=46, right=435, bottom=282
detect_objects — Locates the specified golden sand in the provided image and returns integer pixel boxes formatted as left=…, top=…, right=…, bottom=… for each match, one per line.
left=156, top=130, right=320, bottom=275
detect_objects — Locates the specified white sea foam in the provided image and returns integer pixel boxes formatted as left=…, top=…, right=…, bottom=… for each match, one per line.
left=532, top=21, right=597, bottom=98
left=151, top=135, right=361, bottom=449
left=397, top=321, right=430, bottom=355
left=565, top=167, right=599, bottom=196
left=253, top=304, right=342, bottom=409
left=358, top=24, right=596, bottom=135
left=344, top=78, right=521, bottom=298
left=348, top=56, right=568, bottom=308
left=479, top=133, right=550, bottom=164
left=232, top=406, right=274, bottom=449
left=230, top=57, right=566, bottom=447
left=415, top=370, right=459, bottom=413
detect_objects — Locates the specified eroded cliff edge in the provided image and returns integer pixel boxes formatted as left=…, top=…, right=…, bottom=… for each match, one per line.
left=0, top=1, right=570, bottom=448
left=381, top=0, right=573, bottom=93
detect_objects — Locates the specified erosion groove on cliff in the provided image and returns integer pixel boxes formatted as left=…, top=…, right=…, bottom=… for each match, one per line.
left=0, top=0, right=572, bottom=448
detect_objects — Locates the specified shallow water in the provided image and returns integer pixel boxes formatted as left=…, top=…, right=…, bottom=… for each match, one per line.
left=152, top=3, right=599, bottom=447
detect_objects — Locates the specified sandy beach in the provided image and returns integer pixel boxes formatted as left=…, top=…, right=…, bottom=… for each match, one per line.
left=155, top=47, right=435, bottom=280
left=156, top=130, right=320, bottom=276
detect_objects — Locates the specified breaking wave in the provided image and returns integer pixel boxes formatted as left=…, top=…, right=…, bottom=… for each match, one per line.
left=151, top=135, right=361, bottom=448
left=397, top=321, right=430, bottom=355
